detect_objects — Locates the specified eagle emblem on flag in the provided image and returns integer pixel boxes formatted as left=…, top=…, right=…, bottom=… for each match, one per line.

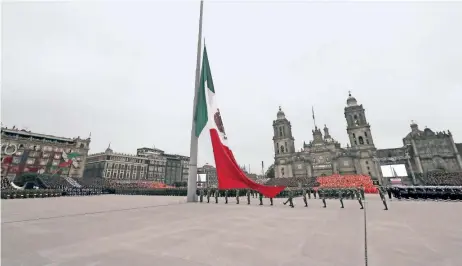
left=214, top=109, right=227, bottom=139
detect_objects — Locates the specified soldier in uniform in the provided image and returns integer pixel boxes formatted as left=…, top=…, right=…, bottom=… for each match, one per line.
left=386, top=186, right=392, bottom=200
left=215, top=189, right=219, bottom=204
left=236, top=189, right=240, bottom=204
left=360, top=185, right=365, bottom=200
left=259, top=192, right=264, bottom=205
left=313, top=188, right=317, bottom=199
left=246, top=189, right=251, bottom=205
left=378, top=186, right=388, bottom=210
left=283, top=189, right=294, bottom=208
left=307, top=188, right=311, bottom=199
left=319, top=188, right=327, bottom=208
left=302, top=188, right=308, bottom=207
left=269, top=197, right=273, bottom=206
left=199, top=188, right=204, bottom=203
left=206, top=188, right=211, bottom=203
left=339, top=188, right=344, bottom=208
left=355, top=188, right=364, bottom=209
left=224, top=190, right=229, bottom=204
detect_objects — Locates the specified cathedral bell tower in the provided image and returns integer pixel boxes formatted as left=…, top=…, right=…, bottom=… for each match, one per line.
left=273, top=106, right=295, bottom=178
left=344, top=92, right=375, bottom=150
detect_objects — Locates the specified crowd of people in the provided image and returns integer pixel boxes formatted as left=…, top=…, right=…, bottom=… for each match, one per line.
left=316, top=174, right=378, bottom=193
left=420, top=172, right=462, bottom=186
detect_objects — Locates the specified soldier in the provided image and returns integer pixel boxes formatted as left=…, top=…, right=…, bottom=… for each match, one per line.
left=283, top=189, right=294, bottom=208
left=339, top=188, right=344, bottom=208
left=269, top=197, right=273, bottom=206
left=236, top=189, right=240, bottom=204
left=259, top=192, right=263, bottom=205
left=355, top=188, right=364, bottom=209
left=378, top=187, right=388, bottom=210
left=206, top=188, right=211, bottom=203
left=215, top=189, right=219, bottom=204
left=360, top=185, right=365, bottom=200
left=307, top=188, right=311, bottom=199
left=320, top=188, right=327, bottom=208
left=302, top=188, right=308, bottom=207
left=224, top=190, right=229, bottom=204
left=313, top=188, right=317, bottom=199
left=246, top=189, right=251, bottom=205
left=199, top=188, right=204, bottom=203
left=387, top=186, right=392, bottom=200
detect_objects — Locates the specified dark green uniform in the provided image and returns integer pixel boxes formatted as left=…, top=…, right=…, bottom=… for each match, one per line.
left=360, top=186, right=365, bottom=200
left=225, top=190, right=229, bottom=204
left=259, top=192, right=263, bottom=205
left=307, top=188, right=311, bottom=199
left=206, top=189, right=211, bottom=203
left=236, top=189, right=240, bottom=204
left=199, top=189, right=204, bottom=203
left=269, top=197, right=273, bottom=206
left=339, top=189, right=344, bottom=208
left=283, top=189, right=294, bottom=208
left=215, top=189, right=218, bottom=204
left=319, top=189, right=327, bottom=208
left=302, top=189, right=308, bottom=207
left=246, top=189, right=251, bottom=205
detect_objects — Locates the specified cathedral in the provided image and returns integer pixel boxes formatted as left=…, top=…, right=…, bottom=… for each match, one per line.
left=272, top=93, right=462, bottom=185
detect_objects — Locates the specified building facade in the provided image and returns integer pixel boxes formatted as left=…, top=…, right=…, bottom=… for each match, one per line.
left=272, top=93, right=462, bottom=185
left=84, top=146, right=190, bottom=185
left=198, top=164, right=217, bottom=188
left=1, top=127, right=91, bottom=179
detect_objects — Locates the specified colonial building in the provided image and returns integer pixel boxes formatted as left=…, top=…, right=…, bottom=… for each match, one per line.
left=84, top=146, right=190, bottom=185
left=1, top=127, right=90, bottom=179
left=272, top=93, right=462, bottom=185
left=198, top=164, right=217, bottom=188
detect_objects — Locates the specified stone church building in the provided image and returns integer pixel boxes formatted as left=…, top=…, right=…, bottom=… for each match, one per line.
left=272, top=93, right=462, bottom=185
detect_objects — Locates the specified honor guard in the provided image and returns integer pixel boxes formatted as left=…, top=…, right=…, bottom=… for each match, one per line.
left=313, top=188, right=317, bottom=199
left=215, top=189, right=219, bottom=204
left=355, top=188, right=364, bottom=209
left=283, top=189, right=294, bottom=208
left=246, top=189, right=251, bottom=205
left=302, top=188, right=308, bottom=207
left=307, top=188, right=311, bottom=199
left=236, top=189, right=240, bottom=204
left=360, top=185, right=365, bottom=200
left=269, top=197, right=273, bottom=206
left=387, top=186, right=392, bottom=200
left=339, top=188, right=344, bottom=208
left=259, top=192, right=263, bottom=205
left=199, top=188, right=204, bottom=203
left=206, top=188, right=211, bottom=203
left=378, top=187, right=389, bottom=210
left=224, top=190, right=229, bottom=204
left=319, top=189, right=327, bottom=208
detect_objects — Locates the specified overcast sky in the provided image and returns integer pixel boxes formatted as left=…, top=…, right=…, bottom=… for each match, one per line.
left=2, top=1, right=462, bottom=174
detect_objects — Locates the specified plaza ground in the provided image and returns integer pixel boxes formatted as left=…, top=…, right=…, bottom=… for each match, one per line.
left=1, top=195, right=462, bottom=266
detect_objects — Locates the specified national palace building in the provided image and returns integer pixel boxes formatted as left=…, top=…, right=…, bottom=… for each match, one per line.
left=272, top=93, right=462, bottom=185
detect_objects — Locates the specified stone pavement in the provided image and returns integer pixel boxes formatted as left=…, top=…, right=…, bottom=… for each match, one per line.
left=1, top=195, right=462, bottom=266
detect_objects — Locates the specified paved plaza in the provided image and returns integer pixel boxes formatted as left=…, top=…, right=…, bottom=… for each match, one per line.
left=1, top=195, right=462, bottom=266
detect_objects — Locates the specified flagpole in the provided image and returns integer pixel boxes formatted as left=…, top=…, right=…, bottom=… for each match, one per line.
left=187, top=0, right=204, bottom=203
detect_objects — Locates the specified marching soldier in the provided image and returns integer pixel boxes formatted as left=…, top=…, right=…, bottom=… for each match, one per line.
left=319, top=188, right=326, bottom=208
left=360, top=185, right=365, bottom=200
left=224, top=190, right=229, bottom=204
left=283, top=189, right=294, bottom=208
left=246, top=189, right=251, bottom=205
left=236, top=189, right=240, bottom=204
left=307, top=188, right=311, bottom=199
left=313, top=188, right=317, bottom=199
left=199, top=188, right=204, bottom=203
left=378, top=187, right=389, bottom=210
left=259, top=192, right=263, bottom=205
left=302, top=188, right=308, bottom=207
left=355, top=188, right=364, bottom=209
left=269, top=197, right=273, bottom=206
left=215, top=189, right=219, bottom=204
left=339, top=188, right=344, bottom=208
left=386, top=186, right=392, bottom=200
left=206, top=188, right=211, bottom=203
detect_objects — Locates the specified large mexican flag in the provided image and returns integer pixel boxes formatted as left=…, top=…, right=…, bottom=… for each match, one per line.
left=194, top=46, right=284, bottom=198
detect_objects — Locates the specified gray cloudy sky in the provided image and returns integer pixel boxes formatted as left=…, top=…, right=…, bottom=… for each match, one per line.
left=2, top=1, right=462, bottom=173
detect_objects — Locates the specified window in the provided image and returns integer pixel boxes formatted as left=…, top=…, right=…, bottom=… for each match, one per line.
left=365, top=161, right=369, bottom=165
left=281, top=146, right=285, bottom=153
left=358, top=136, right=364, bottom=145
left=364, top=132, right=368, bottom=137
left=13, top=157, right=21, bottom=164
left=366, top=139, right=370, bottom=144
left=368, top=171, right=372, bottom=176
left=281, top=167, right=285, bottom=176
left=279, top=127, right=283, bottom=137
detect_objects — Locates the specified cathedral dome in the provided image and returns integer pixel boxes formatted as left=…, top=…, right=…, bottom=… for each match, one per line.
left=346, top=92, right=358, bottom=107
left=277, top=106, right=286, bottom=119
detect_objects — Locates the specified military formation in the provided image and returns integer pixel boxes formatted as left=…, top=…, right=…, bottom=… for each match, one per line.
left=385, top=186, right=462, bottom=201
left=197, top=186, right=391, bottom=210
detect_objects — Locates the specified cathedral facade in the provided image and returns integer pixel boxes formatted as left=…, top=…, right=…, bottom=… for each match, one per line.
left=272, top=93, right=462, bottom=185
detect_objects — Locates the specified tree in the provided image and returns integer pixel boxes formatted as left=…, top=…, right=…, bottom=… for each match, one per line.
left=265, top=164, right=275, bottom=179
